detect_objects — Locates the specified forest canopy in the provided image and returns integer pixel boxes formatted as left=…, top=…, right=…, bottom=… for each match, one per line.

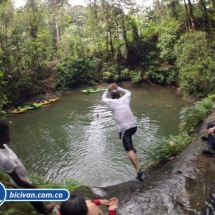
left=1, top=0, right=215, bottom=115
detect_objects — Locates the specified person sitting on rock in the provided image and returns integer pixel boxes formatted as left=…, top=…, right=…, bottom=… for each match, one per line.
left=202, top=122, right=215, bottom=154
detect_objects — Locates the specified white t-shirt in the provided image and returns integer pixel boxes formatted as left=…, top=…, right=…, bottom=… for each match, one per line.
left=101, top=87, right=137, bottom=132
left=0, top=144, right=31, bottom=188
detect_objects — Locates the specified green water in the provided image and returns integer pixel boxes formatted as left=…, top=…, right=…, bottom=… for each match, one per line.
left=8, top=84, right=190, bottom=187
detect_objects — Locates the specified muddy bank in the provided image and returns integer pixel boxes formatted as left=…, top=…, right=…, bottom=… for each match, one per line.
left=89, top=110, right=215, bottom=215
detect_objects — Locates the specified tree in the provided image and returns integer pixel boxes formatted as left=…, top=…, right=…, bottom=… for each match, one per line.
left=175, top=31, right=215, bottom=97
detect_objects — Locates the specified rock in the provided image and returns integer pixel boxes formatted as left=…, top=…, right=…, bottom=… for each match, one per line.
left=94, top=110, right=215, bottom=214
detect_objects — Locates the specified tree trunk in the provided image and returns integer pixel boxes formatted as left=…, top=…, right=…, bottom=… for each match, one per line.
left=54, top=13, right=60, bottom=50
left=199, top=0, right=211, bottom=31
left=169, top=1, right=178, bottom=19
left=108, top=25, right=114, bottom=66
left=154, top=0, right=163, bottom=20
left=121, top=17, right=128, bottom=47
left=183, top=0, right=192, bottom=30
left=187, top=0, right=195, bottom=29
left=74, top=12, right=85, bottom=59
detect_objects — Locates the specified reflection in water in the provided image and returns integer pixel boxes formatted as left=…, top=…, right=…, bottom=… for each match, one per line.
left=8, top=85, right=190, bottom=187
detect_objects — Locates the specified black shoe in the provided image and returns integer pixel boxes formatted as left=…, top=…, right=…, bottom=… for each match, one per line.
left=202, top=147, right=215, bottom=154
left=136, top=169, right=144, bottom=181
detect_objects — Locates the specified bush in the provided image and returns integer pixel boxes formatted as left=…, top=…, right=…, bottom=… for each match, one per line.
left=175, top=31, right=215, bottom=97
left=180, top=97, right=213, bottom=133
left=53, top=57, right=100, bottom=89
left=145, top=132, right=192, bottom=165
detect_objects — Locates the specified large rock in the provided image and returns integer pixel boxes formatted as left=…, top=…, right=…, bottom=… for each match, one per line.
left=91, top=111, right=215, bottom=215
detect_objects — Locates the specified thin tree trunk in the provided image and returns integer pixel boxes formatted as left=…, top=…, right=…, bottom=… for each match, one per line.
left=54, top=13, right=60, bottom=50
left=199, top=0, right=211, bottom=31
left=108, top=25, right=114, bottom=66
left=74, top=12, right=85, bottom=59
left=154, top=0, right=163, bottom=19
left=183, top=0, right=192, bottom=30
left=187, top=0, right=195, bottom=29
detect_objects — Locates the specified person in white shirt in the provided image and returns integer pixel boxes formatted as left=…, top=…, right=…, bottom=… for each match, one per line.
left=0, top=120, right=54, bottom=214
left=101, top=83, right=143, bottom=181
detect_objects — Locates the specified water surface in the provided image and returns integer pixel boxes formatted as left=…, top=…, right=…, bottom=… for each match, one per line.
left=8, top=84, right=190, bottom=187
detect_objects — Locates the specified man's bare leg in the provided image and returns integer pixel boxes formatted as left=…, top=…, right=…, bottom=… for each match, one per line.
left=127, top=150, right=143, bottom=181
left=127, top=150, right=140, bottom=172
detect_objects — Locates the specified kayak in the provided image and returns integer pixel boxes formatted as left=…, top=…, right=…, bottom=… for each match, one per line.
left=81, top=88, right=107, bottom=94
left=47, top=97, right=60, bottom=102
left=18, top=103, right=42, bottom=110
left=33, top=100, right=52, bottom=106
left=11, top=108, right=27, bottom=114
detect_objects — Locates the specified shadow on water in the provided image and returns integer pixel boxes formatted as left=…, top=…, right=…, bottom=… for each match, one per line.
left=8, top=84, right=191, bottom=187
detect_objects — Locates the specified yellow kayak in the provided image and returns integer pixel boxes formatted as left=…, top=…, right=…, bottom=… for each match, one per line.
left=33, top=100, right=52, bottom=106
left=47, top=97, right=60, bottom=102
left=11, top=108, right=27, bottom=114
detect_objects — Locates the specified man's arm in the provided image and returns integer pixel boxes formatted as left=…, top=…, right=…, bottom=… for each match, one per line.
left=101, top=89, right=110, bottom=103
left=101, top=83, right=114, bottom=103
left=112, top=83, right=131, bottom=97
left=8, top=170, right=37, bottom=188
left=117, top=87, right=131, bottom=97
left=208, top=126, right=215, bottom=135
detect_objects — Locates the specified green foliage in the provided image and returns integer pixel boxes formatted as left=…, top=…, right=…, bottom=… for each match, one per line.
left=54, top=57, right=100, bottom=89
left=179, top=97, right=214, bottom=133
left=156, top=18, right=180, bottom=84
left=157, top=19, right=179, bottom=62
left=120, top=68, right=130, bottom=79
left=141, top=21, right=158, bottom=39
left=0, top=0, right=215, bottom=105
left=145, top=65, right=166, bottom=83
left=29, top=173, right=81, bottom=192
left=175, top=31, right=215, bottom=97
left=130, top=70, right=142, bottom=83
left=145, top=132, right=192, bottom=165
left=102, top=63, right=120, bottom=82
left=0, top=71, right=8, bottom=118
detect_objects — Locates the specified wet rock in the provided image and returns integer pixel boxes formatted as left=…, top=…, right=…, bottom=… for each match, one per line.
left=93, top=110, right=215, bottom=215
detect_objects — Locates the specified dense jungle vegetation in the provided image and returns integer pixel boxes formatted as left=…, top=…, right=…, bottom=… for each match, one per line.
left=1, top=0, right=215, bottom=213
left=0, top=0, right=215, bottom=115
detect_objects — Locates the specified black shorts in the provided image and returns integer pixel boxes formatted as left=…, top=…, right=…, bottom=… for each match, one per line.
left=119, top=126, right=137, bottom=152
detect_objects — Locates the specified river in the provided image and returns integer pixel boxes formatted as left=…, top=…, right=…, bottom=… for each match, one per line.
left=8, top=83, right=190, bottom=187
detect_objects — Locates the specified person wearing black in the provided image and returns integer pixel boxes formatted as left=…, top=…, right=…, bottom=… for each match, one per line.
left=202, top=123, right=215, bottom=154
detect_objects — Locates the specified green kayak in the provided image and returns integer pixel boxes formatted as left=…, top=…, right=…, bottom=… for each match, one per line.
left=18, top=103, right=42, bottom=110
left=81, top=88, right=107, bottom=94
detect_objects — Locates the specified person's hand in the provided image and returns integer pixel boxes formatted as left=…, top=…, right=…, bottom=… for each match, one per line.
left=108, top=83, right=113, bottom=91
left=208, top=127, right=215, bottom=135
left=112, top=83, right=118, bottom=90
left=99, top=199, right=111, bottom=206
left=108, top=197, right=118, bottom=210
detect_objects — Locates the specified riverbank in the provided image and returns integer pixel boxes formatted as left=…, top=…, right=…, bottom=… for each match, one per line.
left=19, top=82, right=196, bottom=107
left=91, top=109, right=215, bottom=214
